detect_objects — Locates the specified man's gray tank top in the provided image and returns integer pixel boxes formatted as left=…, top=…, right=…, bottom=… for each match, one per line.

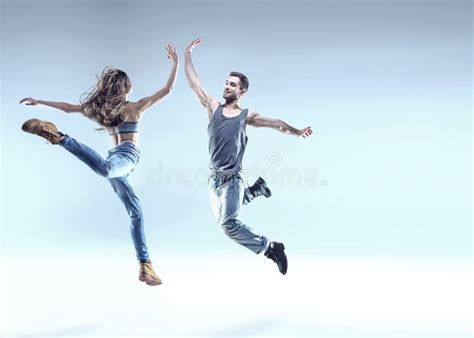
left=208, top=105, right=249, bottom=174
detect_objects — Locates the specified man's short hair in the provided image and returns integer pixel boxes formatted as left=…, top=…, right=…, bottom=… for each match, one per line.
left=229, top=71, right=249, bottom=92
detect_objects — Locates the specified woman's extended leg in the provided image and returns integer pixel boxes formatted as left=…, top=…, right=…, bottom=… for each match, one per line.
left=22, top=119, right=136, bottom=178
left=60, top=135, right=136, bottom=178
left=109, top=177, right=162, bottom=286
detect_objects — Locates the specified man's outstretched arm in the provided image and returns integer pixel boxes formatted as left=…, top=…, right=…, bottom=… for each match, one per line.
left=184, top=38, right=220, bottom=120
left=246, top=112, right=313, bottom=138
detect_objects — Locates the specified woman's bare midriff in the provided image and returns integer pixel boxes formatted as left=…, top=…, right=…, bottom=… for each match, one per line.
left=117, top=132, right=139, bottom=146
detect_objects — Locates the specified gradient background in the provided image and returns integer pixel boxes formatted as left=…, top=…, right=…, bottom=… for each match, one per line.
left=1, top=0, right=472, bottom=337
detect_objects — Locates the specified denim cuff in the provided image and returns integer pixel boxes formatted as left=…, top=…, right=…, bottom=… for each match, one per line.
left=59, top=134, right=72, bottom=147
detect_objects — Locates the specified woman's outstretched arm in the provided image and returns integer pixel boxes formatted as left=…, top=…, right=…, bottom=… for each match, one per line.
left=19, top=97, right=83, bottom=113
left=132, top=44, right=179, bottom=113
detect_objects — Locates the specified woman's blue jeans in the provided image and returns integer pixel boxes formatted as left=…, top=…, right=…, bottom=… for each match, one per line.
left=60, top=135, right=149, bottom=262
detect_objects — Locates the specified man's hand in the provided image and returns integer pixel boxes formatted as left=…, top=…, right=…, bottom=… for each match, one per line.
left=299, top=127, right=313, bottom=138
left=166, top=44, right=178, bottom=64
left=19, top=97, right=39, bottom=106
left=185, top=38, right=201, bottom=54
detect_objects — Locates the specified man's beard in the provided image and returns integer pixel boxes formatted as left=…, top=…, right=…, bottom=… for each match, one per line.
left=223, top=92, right=238, bottom=102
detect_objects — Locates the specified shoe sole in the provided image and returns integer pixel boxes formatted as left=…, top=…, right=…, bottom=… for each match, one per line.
left=139, top=276, right=163, bottom=286
left=263, top=186, right=272, bottom=198
left=276, top=243, right=287, bottom=275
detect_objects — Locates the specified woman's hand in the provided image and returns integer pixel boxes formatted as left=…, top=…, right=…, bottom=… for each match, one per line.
left=166, top=44, right=178, bottom=64
left=19, top=97, right=39, bottom=106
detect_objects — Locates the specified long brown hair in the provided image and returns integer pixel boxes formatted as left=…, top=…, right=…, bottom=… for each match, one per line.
left=80, top=67, right=131, bottom=128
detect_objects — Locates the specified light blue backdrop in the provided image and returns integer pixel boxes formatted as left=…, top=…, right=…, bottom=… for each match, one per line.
left=1, top=0, right=471, bottom=260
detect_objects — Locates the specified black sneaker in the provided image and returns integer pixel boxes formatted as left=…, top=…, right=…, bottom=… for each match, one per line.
left=255, top=177, right=272, bottom=198
left=244, top=177, right=272, bottom=204
left=248, top=177, right=272, bottom=199
left=264, top=241, right=288, bottom=275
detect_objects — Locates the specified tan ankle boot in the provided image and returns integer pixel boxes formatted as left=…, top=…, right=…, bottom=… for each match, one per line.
left=22, top=118, right=63, bottom=144
left=139, top=262, right=162, bottom=286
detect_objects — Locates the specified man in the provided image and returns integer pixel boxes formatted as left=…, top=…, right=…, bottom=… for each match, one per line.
left=184, top=38, right=313, bottom=275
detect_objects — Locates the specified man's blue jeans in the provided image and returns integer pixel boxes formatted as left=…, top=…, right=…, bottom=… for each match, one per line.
left=208, top=172, right=268, bottom=254
left=60, top=135, right=149, bottom=262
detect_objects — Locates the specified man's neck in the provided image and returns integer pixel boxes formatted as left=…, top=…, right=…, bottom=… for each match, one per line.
left=224, top=99, right=242, bottom=110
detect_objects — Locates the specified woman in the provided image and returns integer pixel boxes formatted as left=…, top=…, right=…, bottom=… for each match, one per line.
left=20, top=44, right=179, bottom=286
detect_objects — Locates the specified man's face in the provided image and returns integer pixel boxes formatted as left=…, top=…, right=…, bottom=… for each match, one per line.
left=223, top=76, right=245, bottom=100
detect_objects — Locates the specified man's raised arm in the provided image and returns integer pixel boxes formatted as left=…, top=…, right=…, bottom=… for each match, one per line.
left=184, top=38, right=219, bottom=120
